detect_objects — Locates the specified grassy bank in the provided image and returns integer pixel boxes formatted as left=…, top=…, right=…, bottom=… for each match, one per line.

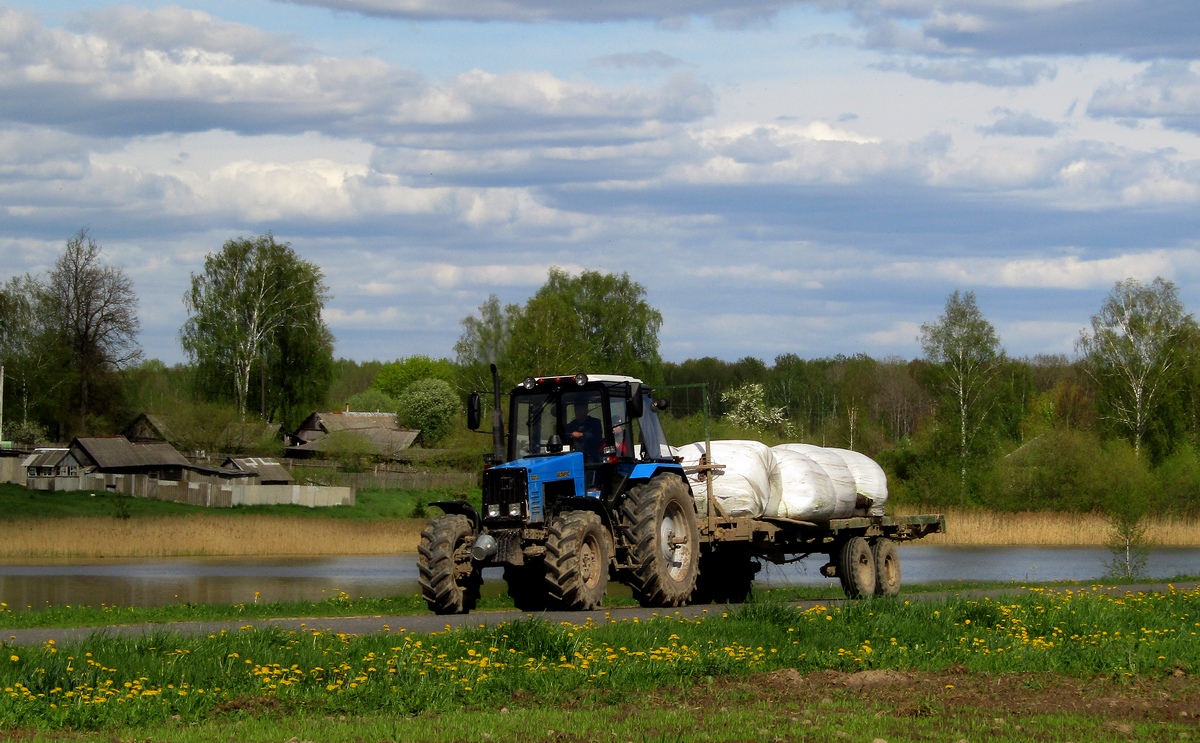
left=1, top=586, right=1198, bottom=735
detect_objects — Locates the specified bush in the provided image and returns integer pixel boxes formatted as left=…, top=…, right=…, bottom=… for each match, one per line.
left=346, top=388, right=399, bottom=414
left=1155, top=443, right=1200, bottom=516
left=397, top=379, right=461, bottom=448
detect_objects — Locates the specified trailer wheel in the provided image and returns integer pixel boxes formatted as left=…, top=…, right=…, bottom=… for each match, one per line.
left=545, top=510, right=609, bottom=610
left=871, top=538, right=901, bottom=597
left=418, top=514, right=482, bottom=615
left=503, top=560, right=551, bottom=612
left=693, top=543, right=758, bottom=604
left=837, top=536, right=876, bottom=599
left=620, top=475, right=699, bottom=607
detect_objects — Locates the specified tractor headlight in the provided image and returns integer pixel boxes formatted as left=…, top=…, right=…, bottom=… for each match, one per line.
left=574, top=373, right=588, bottom=386
left=522, top=377, right=536, bottom=389
left=508, top=502, right=523, bottom=517
left=486, top=504, right=500, bottom=518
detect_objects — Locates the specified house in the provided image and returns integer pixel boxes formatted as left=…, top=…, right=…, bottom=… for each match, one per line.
left=287, top=411, right=419, bottom=459
left=121, top=412, right=281, bottom=454
left=70, top=436, right=190, bottom=481
left=23, top=448, right=81, bottom=479
left=222, top=456, right=294, bottom=485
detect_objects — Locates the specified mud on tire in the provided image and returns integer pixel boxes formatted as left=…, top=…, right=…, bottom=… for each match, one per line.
left=837, top=535, right=876, bottom=599
left=418, top=514, right=481, bottom=615
left=545, top=510, right=610, bottom=611
left=620, top=474, right=700, bottom=607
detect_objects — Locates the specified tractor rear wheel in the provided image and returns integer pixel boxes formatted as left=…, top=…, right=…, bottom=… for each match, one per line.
left=545, top=510, right=609, bottom=610
left=620, top=475, right=699, bottom=607
left=418, top=514, right=481, bottom=615
left=837, top=536, right=876, bottom=599
left=872, top=537, right=901, bottom=597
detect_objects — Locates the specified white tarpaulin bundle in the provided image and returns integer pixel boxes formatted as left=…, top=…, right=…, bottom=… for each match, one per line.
left=679, top=440, right=889, bottom=521
left=675, top=440, right=778, bottom=518
left=768, top=448, right=839, bottom=520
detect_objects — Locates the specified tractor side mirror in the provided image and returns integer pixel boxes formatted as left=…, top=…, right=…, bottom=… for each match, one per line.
left=627, top=384, right=644, bottom=419
left=467, top=391, right=482, bottom=430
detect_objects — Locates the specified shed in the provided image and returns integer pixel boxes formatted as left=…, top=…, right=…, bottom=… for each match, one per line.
left=288, top=411, right=418, bottom=459
left=22, top=448, right=81, bottom=478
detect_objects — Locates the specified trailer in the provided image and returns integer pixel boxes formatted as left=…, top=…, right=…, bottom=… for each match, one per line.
left=418, top=367, right=944, bottom=615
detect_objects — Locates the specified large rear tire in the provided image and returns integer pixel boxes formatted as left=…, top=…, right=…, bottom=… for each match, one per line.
left=872, top=537, right=901, bottom=597
left=693, top=543, right=758, bottom=604
left=418, top=514, right=481, bottom=615
left=837, top=536, right=876, bottom=599
left=504, top=560, right=551, bottom=612
left=620, top=475, right=700, bottom=607
left=545, top=510, right=609, bottom=610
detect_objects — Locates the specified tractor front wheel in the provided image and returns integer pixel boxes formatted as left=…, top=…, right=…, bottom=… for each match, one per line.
left=418, top=514, right=482, bottom=615
left=545, top=510, right=610, bottom=610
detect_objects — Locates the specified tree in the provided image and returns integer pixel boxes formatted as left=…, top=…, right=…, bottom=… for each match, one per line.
left=375, top=356, right=456, bottom=399
left=397, top=379, right=461, bottom=447
left=43, top=230, right=141, bottom=433
left=919, top=290, right=1004, bottom=491
left=181, top=234, right=333, bottom=421
left=1076, top=277, right=1197, bottom=457
left=721, top=382, right=789, bottom=434
left=455, top=268, right=663, bottom=388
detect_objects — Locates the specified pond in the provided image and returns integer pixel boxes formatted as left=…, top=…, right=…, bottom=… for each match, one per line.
left=0, top=546, right=1196, bottom=611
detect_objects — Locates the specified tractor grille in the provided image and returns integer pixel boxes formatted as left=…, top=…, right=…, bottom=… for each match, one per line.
left=483, top=468, right=528, bottom=520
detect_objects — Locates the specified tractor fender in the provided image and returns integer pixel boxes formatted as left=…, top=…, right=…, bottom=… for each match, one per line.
left=430, top=500, right=481, bottom=532
left=610, top=463, right=692, bottom=509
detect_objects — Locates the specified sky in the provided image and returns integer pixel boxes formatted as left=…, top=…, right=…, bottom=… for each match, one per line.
left=2, top=0, right=1199, bottom=367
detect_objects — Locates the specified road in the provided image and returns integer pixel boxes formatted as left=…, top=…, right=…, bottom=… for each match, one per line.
left=3, top=581, right=1195, bottom=647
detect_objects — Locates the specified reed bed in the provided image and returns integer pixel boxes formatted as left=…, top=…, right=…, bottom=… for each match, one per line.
left=1, top=509, right=1197, bottom=558
left=901, top=508, right=1200, bottom=547
left=0, top=516, right=425, bottom=559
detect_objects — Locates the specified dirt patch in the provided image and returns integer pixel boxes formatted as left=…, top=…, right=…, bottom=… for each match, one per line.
left=686, top=668, right=1200, bottom=726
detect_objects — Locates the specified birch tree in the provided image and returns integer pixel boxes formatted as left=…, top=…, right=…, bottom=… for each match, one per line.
left=1076, top=277, right=1196, bottom=455
left=44, top=230, right=141, bottom=432
left=919, top=290, right=1004, bottom=489
left=181, top=234, right=331, bottom=419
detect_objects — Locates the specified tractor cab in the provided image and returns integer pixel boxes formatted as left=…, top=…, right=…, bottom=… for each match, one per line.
left=468, top=373, right=675, bottom=522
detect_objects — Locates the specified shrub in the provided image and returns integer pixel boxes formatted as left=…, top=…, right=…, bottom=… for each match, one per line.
left=397, top=379, right=461, bottom=448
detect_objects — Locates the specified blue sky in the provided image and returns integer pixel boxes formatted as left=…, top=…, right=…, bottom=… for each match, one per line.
left=2, top=0, right=1199, bottom=366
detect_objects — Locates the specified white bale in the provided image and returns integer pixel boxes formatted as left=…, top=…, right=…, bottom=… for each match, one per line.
left=772, top=444, right=858, bottom=519
left=827, top=447, right=890, bottom=516
left=676, top=440, right=777, bottom=518
left=768, top=449, right=838, bottom=521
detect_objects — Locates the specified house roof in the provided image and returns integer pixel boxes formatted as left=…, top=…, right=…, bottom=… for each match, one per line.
left=298, top=411, right=398, bottom=434
left=122, top=413, right=175, bottom=443
left=287, top=427, right=419, bottom=458
left=223, top=456, right=293, bottom=484
left=22, top=449, right=71, bottom=469
left=71, top=437, right=190, bottom=470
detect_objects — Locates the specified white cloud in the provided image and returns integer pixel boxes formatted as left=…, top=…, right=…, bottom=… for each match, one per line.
left=885, top=250, right=1189, bottom=289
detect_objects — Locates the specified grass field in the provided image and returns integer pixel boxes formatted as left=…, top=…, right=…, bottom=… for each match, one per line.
left=2, top=585, right=1198, bottom=740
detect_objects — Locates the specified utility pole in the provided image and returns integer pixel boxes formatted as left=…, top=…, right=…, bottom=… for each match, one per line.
left=1, top=363, right=5, bottom=447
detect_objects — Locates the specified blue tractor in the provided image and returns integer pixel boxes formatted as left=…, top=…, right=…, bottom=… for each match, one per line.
left=418, top=368, right=700, bottom=614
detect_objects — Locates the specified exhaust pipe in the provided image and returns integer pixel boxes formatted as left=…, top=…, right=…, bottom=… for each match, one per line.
left=470, top=533, right=498, bottom=562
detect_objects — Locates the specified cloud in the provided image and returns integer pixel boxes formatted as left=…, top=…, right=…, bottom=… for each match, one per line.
left=275, top=0, right=791, bottom=26
left=852, top=0, right=1200, bottom=61
left=885, top=250, right=1190, bottom=290
left=1088, top=61, right=1200, bottom=133
left=0, top=8, right=713, bottom=146
left=590, top=51, right=687, bottom=70
left=977, top=108, right=1060, bottom=137
left=879, top=59, right=1056, bottom=87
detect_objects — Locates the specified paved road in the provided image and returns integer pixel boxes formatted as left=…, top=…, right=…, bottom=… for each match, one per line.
left=3, top=582, right=1195, bottom=647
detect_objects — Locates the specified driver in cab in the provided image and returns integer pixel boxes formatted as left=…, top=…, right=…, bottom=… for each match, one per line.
left=565, top=400, right=603, bottom=462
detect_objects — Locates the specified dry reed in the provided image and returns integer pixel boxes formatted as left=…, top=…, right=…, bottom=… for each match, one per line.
left=2, top=510, right=1197, bottom=558
left=0, top=517, right=425, bottom=559
left=902, top=508, right=1200, bottom=547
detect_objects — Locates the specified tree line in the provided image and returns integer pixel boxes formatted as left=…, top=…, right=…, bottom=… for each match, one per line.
left=6, top=233, right=1200, bottom=519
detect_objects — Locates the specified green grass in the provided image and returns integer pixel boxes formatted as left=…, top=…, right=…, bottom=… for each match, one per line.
left=2, top=585, right=1198, bottom=731
left=0, top=482, right=481, bottom=521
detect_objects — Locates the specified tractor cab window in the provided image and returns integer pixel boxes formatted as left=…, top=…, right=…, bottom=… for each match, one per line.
left=562, top=389, right=605, bottom=463
left=638, top=394, right=672, bottom=461
left=512, top=392, right=558, bottom=458
left=609, top=396, right=631, bottom=458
